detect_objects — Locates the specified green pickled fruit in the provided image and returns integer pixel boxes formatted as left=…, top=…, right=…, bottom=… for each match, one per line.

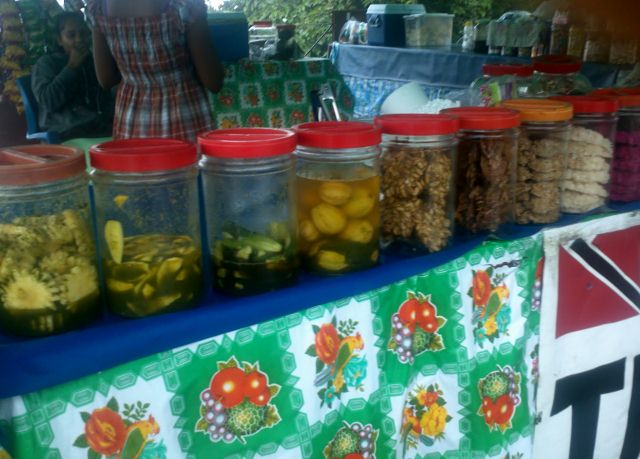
left=104, top=220, right=124, bottom=263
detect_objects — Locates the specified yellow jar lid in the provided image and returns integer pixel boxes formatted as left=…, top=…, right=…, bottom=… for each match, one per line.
left=501, top=99, right=574, bottom=122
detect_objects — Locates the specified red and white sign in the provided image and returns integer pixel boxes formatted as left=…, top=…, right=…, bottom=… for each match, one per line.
left=534, top=211, right=640, bottom=459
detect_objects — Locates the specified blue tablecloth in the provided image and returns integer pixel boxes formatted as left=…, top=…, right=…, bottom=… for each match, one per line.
left=2, top=202, right=639, bottom=398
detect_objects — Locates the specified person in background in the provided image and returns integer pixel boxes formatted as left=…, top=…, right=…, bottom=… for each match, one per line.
left=31, top=12, right=114, bottom=141
left=86, top=0, right=224, bottom=143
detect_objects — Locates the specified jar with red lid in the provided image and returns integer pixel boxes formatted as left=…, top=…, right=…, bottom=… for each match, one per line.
left=590, top=89, right=640, bottom=202
left=199, top=128, right=298, bottom=295
left=470, top=63, right=535, bottom=107
left=530, top=55, right=593, bottom=97
left=90, top=139, right=204, bottom=318
left=374, top=114, right=459, bottom=252
left=294, top=121, right=381, bottom=274
left=440, top=107, right=521, bottom=233
left=0, top=145, right=100, bottom=336
left=501, top=99, right=573, bottom=223
left=550, top=95, right=619, bottom=211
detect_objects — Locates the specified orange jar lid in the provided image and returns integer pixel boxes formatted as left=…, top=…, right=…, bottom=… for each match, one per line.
left=501, top=99, right=573, bottom=122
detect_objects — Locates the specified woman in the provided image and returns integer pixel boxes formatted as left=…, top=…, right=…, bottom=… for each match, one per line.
left=87, top=0, right=224, bottom=142
left=31, top=12, right=114, bottom=141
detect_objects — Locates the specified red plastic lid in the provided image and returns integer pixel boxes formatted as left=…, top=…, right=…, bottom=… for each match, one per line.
left=440, top=107, right=521, bottom=130
left=549, top=95, right=619, bottom=113
left=253, top=21, right=273, bottom=27
left=483, top=63, right=534, bottom=77
left=198, top=128, right=296, bottom=158
left=294, top=121, right=381, bottom=149
left=589, top=88, right=640, bottom=108
left=374, top=114, right=460, bottom=136
left=90, top=138, right=197, bottom=172
left=0, top=144, right=85, bottom=186
left=533, top=55, right=582, bottom=74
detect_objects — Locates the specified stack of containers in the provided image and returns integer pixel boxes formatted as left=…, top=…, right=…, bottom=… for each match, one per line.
left=374, top=114, right=459, bottom=252
left=470, top=63, right=534, bottom=106
left=293, top=121, right=382, bottom=275
left=589, top=89, right=640, bottom=202
left=0, top=145, right=100, bottom=336
left=502, top=99, right=573, bottom=224
left=550, top=95, right=619, bottom=212
left=530, top=55, right=592, bottom=97
left=199, top=128, right=299, bottom=295
left=440, top=107, right=521, bottom=233
left=90, top=139, right=204, bottom=318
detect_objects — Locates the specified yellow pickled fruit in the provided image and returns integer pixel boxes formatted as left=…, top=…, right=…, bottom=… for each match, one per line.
left=342, top=187, right=376, bottom=218
left=141, top=283, right=156, bottom=300
left=340, top=220, right=374, bottom=243
left=317, top=250, right=348, bottom=271
left=113, top=261, right=149, bottom=282
left=311, top=203, right=347, bottom=235
left=106, top=278, right=134, bottom=293
left=300, top=219, right=320, bottom=241
left=319, top=181, right=353, bottom=206
left=104, top=220, right=124, bottom=263
left=156, top=257, right=183, bottom=285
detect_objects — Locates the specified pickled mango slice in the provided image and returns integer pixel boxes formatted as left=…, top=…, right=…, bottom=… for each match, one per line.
left=156, top=257, right=183, bottom=285
left=148, top=293, right=181, bottom=312
left=311, top=203, right=347, bottom=235
left=319, top=182, right=353, bottom=205
left=317, top=250, right=348, bottom=271
left=113, top=195, right=128, bottom=208
left=342, top=187, right=375, bottom=218
left=106, top=278, right=134, bottom=293
left=104, top=220, right=124, bottom=263
left=340, top=220, right=374, bottom=243
left=141, top=283, right=156, bottom=300
left=113, top=261, right=149, bottom=282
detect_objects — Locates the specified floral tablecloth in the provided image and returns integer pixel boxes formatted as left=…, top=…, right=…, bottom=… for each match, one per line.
left=209, top=58, right=354, bottom=129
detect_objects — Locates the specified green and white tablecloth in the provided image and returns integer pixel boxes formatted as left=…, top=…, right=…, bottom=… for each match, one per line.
left=210, top=59, right=354, bottom=129
left=0, top=234, right=542, bottom=459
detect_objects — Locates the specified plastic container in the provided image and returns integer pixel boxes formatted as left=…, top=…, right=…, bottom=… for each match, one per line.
left=474, top=19, right=491, bottom=54
left=470, top=63, right=534, bottom=107
left=501, top=99, right=573, bottom=223
left=199, top=128, right=298, bottom=295
left=550, top=95, right=619, bottom=211
left=248, top=21, right=278, bottom=60
left=440, top=107, right=521, bottom=233
left=366, top=3, right=426, bottom=48
left=567, top=24, right=586, bottom=59
left=530, top=55, right=593, bottom=97
left=404, top=13, right=454, bottom=48
left=549, top=8, right=569, bottom=55
left=589, top=89, right=640, bottom=202
left=294, top=121, right=382, bottom=274
left=583, top=18, right=610, bottom=64
left=0, top=145, right=100, bottom=336
left=90, top=139, right=204, bottom=318
left=207, top=12, right=249, bottom=62
left=374, top=114, right=459, bottom=252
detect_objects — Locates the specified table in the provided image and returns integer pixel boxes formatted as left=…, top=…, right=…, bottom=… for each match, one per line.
left=331, top=43, right=623, bottom=119
left=1, top=202, right=638, bottom=458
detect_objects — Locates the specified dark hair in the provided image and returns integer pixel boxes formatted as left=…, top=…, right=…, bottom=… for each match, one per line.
left=55, top=12, right=86, bottom=36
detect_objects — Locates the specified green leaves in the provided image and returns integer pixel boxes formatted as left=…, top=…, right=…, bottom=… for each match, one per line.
left=485, top=292, right=502, bottom=317
left=73, top=433, right=88, bottom=448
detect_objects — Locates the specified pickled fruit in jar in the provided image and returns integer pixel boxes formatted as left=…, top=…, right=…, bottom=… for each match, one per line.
left=212, top=221, right=297, bottom=295
left=0, top=208, right=100, bottom=336
left=102, top=224, right=203, bottom=317
left=297, top=175, right=380, bottom=274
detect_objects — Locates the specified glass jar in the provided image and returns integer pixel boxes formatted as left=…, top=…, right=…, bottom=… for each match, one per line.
left=551, top=95, right=619, bottom=212
left=501, top=99, right=573, bottom=224
left=470, top=63, right=534, bottom=107
left=440, top=107, right=521, bottom=234
left=249, top=20, right=278, bottom=60
left=90, top=139, right=204, bottom=318
left=609, top=34, right=638, bottom=65
left=374, top=114, right=458, bottom=253
left=583, top=29, right=611, bottom=63
left=474, top=19, right=490, bottom=54
left=530, top=55, right=593, bottom=97
left=294, top=121, right=381, bottom=275
left=550, top=8, right=570, bottom=55
left=567, top=24, right=586, bottom=59
left=199, top=128, right=298, bottom=295
left=0, top=145, right=100, bottom=336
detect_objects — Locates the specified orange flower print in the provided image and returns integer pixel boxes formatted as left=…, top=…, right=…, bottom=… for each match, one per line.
left=472, top=270, right=492, bottom=307
left=315, top=323, right=340, bottom=364
left=84, top=407, right=127, bottom=456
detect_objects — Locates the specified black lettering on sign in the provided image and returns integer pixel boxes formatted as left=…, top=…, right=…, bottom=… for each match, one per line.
left=551, top=358, right=625, bottom=459
left=621, top=355, right=640, bottom=459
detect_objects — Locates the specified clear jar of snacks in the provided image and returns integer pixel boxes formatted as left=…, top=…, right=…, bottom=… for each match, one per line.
left=90, top=139, right=204, bottom=318
left=374, top=114, right=459, bottom=253
left=470, top=63, right=534, bottom=107
left=294, top=121, right=381, bottom=275
left=199, top=128, right=298, bottom=295
left=501, top=99, right=573, bottom=223
left=0, top=145, right=100, bottom=336
left=551, top=95, right=618, bottom=211
left=530, top=55, right=592, bottom=97
left=440, top=107, right=521, bottom=233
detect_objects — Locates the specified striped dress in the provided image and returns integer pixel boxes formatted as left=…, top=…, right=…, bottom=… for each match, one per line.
left=86, top=0, right=213, bottom=142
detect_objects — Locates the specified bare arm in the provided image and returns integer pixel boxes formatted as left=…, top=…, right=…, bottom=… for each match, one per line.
left=92, top=28, right=121, bottom=89
left=187, top=15, right=224, bottom=93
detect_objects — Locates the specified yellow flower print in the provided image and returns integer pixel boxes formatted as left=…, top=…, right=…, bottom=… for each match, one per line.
left=420, top=404, right=448, bottom=437
left=484, top=317, right=498, bottom=336
left=493, top=284, right=510, bottom=301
